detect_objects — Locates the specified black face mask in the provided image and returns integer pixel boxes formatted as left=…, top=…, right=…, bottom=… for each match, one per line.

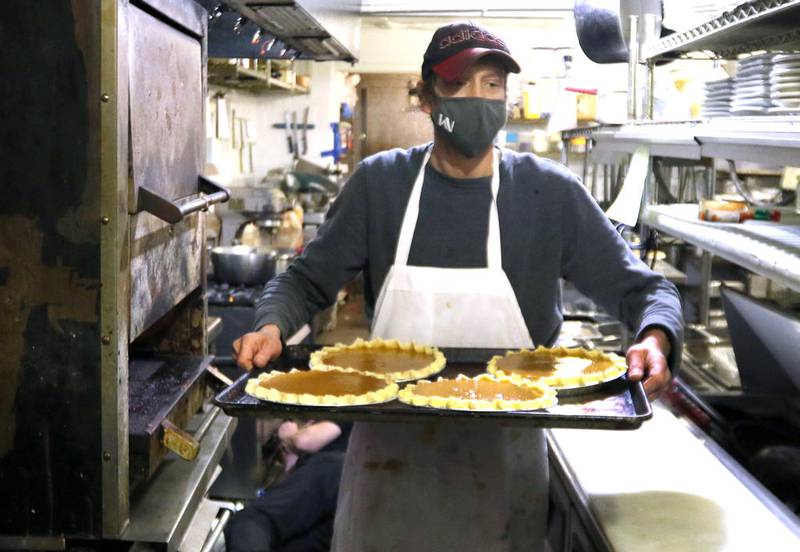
left=430, top=96, right=507, bottom=158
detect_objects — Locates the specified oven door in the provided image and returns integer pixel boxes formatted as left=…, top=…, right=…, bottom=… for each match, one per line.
left=128, top=3, right=207, bottom=341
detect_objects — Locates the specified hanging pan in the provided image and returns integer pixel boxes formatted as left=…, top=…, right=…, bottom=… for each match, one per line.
left=574, top=0, right=674, bottom=64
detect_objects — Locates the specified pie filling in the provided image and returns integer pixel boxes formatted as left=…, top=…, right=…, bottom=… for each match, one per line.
left=411, top=379, right=544, bottom=402
left=258, top=370, right=388, bottom=396
left=494, top=355, right=612, bottom=378
left=320, top=349, right=436, bottom=374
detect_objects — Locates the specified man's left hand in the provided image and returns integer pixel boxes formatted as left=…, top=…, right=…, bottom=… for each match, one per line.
left=626, top=328, right=672, bottom=400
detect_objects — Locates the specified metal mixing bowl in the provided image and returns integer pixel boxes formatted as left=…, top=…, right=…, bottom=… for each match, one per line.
left=210, top=245, right=277, bottom=285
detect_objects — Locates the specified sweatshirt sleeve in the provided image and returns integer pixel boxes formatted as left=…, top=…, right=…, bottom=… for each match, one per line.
left=252, top=164, right=370, bottom=339
left=559, top=175, right=684, bottom=373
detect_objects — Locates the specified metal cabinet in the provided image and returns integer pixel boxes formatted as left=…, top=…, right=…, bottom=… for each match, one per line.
left=547, top=433, right=613, bottom=552
left=0, top=1, right=233, bottom=550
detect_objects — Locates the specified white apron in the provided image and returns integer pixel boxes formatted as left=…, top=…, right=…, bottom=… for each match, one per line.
left=332, top=147, right=548, bottom=552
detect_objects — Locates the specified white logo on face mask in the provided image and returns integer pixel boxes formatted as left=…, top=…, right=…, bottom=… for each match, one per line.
left=437, top=114, right=455, bottom=133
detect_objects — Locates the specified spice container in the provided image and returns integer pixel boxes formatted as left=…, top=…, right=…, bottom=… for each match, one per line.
left=699, top=200, right=781, bottom=223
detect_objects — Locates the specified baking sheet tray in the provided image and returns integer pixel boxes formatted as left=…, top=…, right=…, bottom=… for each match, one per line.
left=213, top=345, right=652, bottom=429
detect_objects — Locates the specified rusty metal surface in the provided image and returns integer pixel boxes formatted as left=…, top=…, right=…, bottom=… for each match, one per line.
left=128, top=354, right=211, bottom=489
left=99, top=0, right=132, bottom=537
left=130, top=211, right=204, bottom=341
left=128, top=4, right=203, bottom=212
left=131, top=287, right=208, bottom=356
left=133, top=0, right=206, bottom=38
left=1, top=0, right=208, bottom=542
left=0, top=1, right=103, bottom=537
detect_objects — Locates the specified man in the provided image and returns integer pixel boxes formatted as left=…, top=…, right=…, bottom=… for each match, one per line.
left=224, top=420, right=352, bottom=552
left=234, top=22, right=683, bottom=552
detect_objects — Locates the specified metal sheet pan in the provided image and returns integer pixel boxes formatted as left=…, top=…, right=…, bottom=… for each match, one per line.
left=213, top=346, right=652, bottom=429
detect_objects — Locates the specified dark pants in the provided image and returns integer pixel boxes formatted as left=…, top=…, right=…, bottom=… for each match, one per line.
left=225, top=452, right=344, bottom=552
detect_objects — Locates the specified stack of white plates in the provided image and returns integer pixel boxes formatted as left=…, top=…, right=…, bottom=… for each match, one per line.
left=731, top=53, right=774, bottom=115
left=702, top=77, right=733, bottom=117
left=663, top=0, right=743, bottom=33
left=768, top=53, right=800, bottom=114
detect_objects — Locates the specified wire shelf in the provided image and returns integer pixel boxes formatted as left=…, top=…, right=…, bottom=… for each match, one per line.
left=644, top=0, right=800, bottom=60
left=644, top=204, right=800, bottom=292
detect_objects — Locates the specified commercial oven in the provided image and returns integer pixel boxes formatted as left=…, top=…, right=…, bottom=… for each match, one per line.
left=0, top=1, right=234, bottom=550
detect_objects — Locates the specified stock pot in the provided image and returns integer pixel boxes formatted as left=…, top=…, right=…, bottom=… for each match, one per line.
left=210, top=245, right=297, bottom=285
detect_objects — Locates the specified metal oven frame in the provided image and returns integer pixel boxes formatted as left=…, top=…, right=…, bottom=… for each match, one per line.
left=0, top=1, right=234, bottom=549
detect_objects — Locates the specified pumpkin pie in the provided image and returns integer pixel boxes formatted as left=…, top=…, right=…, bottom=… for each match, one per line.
left=398, top=373, right=557, bottom=411
left=245, top=367, right=399, bottom=406
left=487, top=346, right=627, bottom=389
left=309, top=338, right=446, bottom=382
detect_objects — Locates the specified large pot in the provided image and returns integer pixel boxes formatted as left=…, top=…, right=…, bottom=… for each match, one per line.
left=273, top=247, right=298, bottom=276
left=574, top=0, right=669, bottom=64
left=210, top=245, right=297, bottom=285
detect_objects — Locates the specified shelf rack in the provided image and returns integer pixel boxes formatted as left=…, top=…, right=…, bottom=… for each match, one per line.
left=644, top=0, right=800, bottom=60
left=565, top=0, right=800, bottom=303
left=588, top=117, right=800, bottom=165
left=644, top=204, right=800, bottom=293
left=208, top=60, right=309, bottom=93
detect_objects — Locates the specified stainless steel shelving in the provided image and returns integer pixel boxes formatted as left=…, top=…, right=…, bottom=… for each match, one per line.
left=644, top=204, right=800, bottom=293
left=208, top=61, right=310, bottom=93
left=588, top=117, right=800, bottom=165
left=591, top=122, right=701, bottom=159
left=579, top=1, right=800, bottom=324
left=644, top=0, right=800, bottom=60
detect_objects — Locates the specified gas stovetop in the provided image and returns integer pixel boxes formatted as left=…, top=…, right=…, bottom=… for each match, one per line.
left=207, top=282, right=263, bottom=306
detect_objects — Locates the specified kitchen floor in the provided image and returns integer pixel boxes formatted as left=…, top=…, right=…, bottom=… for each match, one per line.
left=314, top=290, right=370, bottom=345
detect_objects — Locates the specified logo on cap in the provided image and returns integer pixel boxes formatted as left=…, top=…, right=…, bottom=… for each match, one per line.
left=438, top=27, right=507, bottom=51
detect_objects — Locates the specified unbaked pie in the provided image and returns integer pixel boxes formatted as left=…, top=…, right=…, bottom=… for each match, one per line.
left=398, top=373, right=557, bottom=411
left=487, top=346, right=627, bottom=388
left=309, top=338, right=446, bottom=382
left=245, top=367, right=399, bottom=406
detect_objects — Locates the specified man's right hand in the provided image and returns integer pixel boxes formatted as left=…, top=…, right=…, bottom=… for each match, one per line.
left=232, top=324, right=283, bottom=371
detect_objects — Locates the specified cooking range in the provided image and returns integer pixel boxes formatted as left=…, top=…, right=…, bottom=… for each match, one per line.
left=208, top=281, right=263, bottom=361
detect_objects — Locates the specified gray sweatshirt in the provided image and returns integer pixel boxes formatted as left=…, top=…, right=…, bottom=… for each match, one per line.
left=254, top=144, right=684, bottom=371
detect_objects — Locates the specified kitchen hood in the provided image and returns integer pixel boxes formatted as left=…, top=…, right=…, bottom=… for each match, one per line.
left=198, top=0, right=359, bottom=62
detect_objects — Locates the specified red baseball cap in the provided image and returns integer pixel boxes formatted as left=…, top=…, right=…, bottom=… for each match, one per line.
left=422, top=22, right=521, bottom=82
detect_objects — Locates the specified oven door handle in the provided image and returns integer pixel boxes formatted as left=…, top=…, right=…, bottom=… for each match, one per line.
left=138, top=175, right=231, bottom=224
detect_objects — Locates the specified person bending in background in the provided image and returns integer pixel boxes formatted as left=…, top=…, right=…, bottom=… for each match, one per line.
left=224, top=420, right=352, bottom=552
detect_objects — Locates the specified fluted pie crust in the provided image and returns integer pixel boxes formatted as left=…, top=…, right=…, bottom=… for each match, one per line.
left=245, top=367, right=399, bottom=406
left=487, top=346, right=627, bottom=389
left=398, top=373, right=557, bottom=411
left=309, top=338, right=446, bottom=382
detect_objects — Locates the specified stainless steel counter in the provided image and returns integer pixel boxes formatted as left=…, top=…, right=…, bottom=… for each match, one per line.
left=548, top=402, right=800, bottom=551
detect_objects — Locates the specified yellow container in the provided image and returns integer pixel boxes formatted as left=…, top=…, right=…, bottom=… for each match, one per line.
left=522, top=89, right=542, bottom=120
left=576, top=93, right=597, bottom=121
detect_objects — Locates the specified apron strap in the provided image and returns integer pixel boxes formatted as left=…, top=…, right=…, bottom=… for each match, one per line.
left=486, top=147, right=502, bottom=270
left=394, top=146, right=503, bottom=269
left=393, top=148, right=431, bottom=266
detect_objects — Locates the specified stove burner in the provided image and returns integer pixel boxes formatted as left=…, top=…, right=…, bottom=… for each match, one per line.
left=207, top=281, right=262, bottom=306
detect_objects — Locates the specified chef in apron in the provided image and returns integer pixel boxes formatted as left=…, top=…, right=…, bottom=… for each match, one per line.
left=234, top=21, right=678, bottom=552
left=337, top=30, right=546, bottom=549
left=330, top=140, right=549, bottom=550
